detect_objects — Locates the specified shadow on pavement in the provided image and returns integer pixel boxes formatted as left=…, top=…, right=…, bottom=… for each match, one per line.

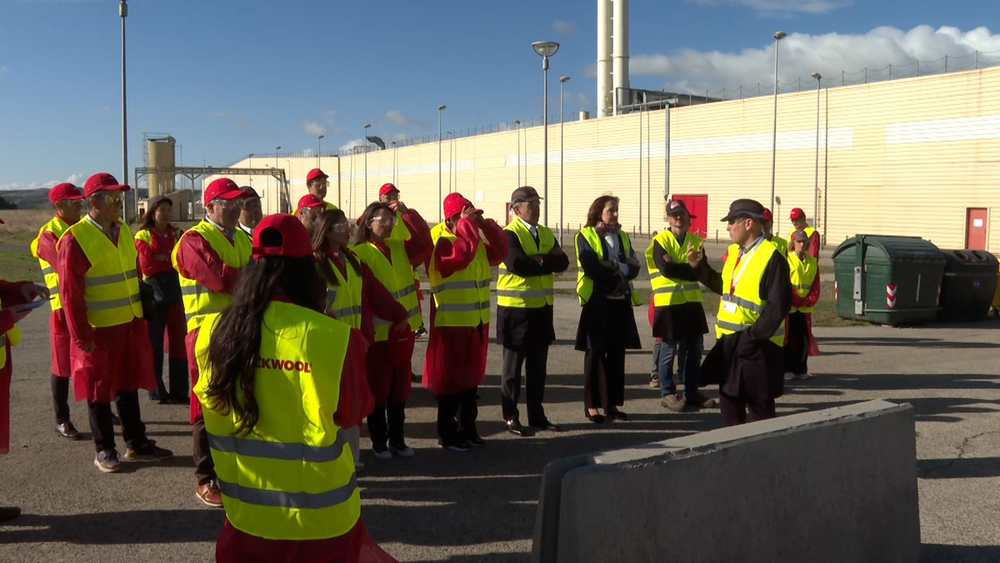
left=0, top=509, right=223, bottom=544
left=817, top=336, right=1000, bottom=349
left=923, top=544, right=1000, bottom=562
left=918, top=457, right=1000, bottom=479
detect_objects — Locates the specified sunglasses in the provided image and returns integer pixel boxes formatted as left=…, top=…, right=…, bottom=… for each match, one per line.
left=98, top=193, right=122, bottom=204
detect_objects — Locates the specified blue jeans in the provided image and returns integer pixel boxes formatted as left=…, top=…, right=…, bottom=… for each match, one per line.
left=657, top=336, right=704, bottom=399
left=650, top=340, right=662, bottom=375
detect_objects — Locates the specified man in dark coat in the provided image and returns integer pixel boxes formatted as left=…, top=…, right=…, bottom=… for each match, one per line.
left=687, top=198, right=791, bottom=426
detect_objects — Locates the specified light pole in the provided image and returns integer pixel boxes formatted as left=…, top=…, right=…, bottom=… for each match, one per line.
left=391, top=141, right=397, bottom=184
left=770, top=31, right=787, bottom=212
left=317, top=135, right=324, bottom=168
left=514, top=120, right=521, bottom=186
left=559, top=76, right=570, bottom=243
left=811, top=72, right=822, bottom=239
left=119, top=0, right=130, bottom=219
left=363, top=123, right=371, bottom=203
left=532, top=40, right=560, bottom=225
left=437, top=104, right=446, bottom=221
left=274, top=146, right=280, bottom=194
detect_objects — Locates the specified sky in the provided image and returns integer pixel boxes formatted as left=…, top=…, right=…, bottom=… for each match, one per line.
left=2, top=0, right=1000, bottom=191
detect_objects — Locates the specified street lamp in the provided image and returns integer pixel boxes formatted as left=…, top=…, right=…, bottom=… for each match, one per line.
left=514, top=120, right=521, bottom=186
left=391, top=141, right=397, bottom=184
left=248, top=153, right=254, bottom=186
left=363, top=123, right=371, bottom=204
left=811, top=72, right=822, bottom=242
left=317, top=135, right=324, bottom=168
left=559, top=76, right=570, bottom=244
left=770, top=31, right=787, bottom=212
left=119, top=0, right=130, bottom=220
left=532, top=40, right=560, bottom=225
left=437, top=104, right=446, bottom=221
left=274, top=146, right=280, bottom=194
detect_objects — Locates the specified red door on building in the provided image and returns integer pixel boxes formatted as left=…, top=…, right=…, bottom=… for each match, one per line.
left=965, top=208, right=988, bottom=249
left=670, top=194, right=708, bottom=237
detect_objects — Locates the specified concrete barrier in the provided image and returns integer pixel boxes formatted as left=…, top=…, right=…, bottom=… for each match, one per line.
left=532, top=400, right=920, bottom=563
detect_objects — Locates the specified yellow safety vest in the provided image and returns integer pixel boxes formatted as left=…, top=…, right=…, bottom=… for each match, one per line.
left=788, top=251, right=819, bottom=314
left=716, top=239, right=785, bottom=345
left=172, top=220, right=251, bottom=332
left=645, top=230, right=704, bottom=307
left=193, top=302, right=359, bottom=541
left=387, top=210, right=411, bottom=241
left=352, top=241, right=420, bottom=338
left=770, top=235, right=788, bottom=256
left=575, top=227, right=642, bottom=306
left=0, top=294, right=22, bottom=370
left=64, top=219, right=144, bottom=328
left=30, top=215, right=72, bottom=311
left=786, top=226, right=816, bottom=245
left=134, top=226, right=182, bottom=255
left=428, top=222, right=491, bottom=327
left=322, top=253, right=363, bottom=331
left=497, top=219, right=555, bottom=309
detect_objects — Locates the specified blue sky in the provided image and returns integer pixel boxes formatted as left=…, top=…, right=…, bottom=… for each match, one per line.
left=2, top=0, right=999, bottom=190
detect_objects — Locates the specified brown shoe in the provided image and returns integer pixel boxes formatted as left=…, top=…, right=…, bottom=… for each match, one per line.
left=55, top=421, right=81, bottom=440
left=0, top=506, right=21, bottom=522
left=685, top=392, right=718, bottom=409
left=196, top=481, right=224, bottom=507
left=123, top=440, right=173, bottom=461
left=660, top=393, right=687, bottom=412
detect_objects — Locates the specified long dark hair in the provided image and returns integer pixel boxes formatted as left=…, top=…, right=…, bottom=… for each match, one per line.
left=139, top=199, right=172, bottom=232
left=204, top=244, right=325, bottom=436
left=585, top=195, right=619, bottom=227
left=354, top=202, right=393, bottom=244
left=312, top=209, right=361, bottom=287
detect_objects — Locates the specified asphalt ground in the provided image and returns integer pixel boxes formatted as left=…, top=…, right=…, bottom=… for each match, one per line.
left=1, top=292, right=998, bottom=562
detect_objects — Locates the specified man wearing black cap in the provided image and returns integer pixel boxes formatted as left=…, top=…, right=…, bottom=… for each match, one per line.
left=496, top=186, right=569, bottom=435
left=687, top=198, right=792, bottom=425
left=238, top=186, right=263, bottom=237
left=645, top=199, right=714, bottom=412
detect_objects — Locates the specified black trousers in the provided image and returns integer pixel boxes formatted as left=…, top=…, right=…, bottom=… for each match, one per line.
left=583, top=346, right=626, bottom=412
left=719, top=390, right=776, bottom=426
left=500, top=343, right=549, bottom=424
left=193, top=417, right=215, bottom=485
left=87, top=391, right=145, bottom=453
left=367, top=401, right=406, bottom=448
left=51, top=374, right=70, bottom=424
left=436, top=387, right=479, bottom=446
left=146, top=306, right=188, bottom=400
left=784, top=311, right=809, bottom=375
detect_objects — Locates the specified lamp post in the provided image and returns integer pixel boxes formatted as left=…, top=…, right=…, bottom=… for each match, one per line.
left=119, top=0, right=130, bottom=220
left=811, top=72, right=822, bottom=238
left=559, top=76, right=570, bottom=243
left=363, top=123, right=371, bottom=203
left=274, top=145, right=280, bottom=194
left=532, top=40, right=560, bottom=225
left=770, top=30, right=786, bottom=212
left=437, top=104, right=446, bottom=221
left=248, top=153, right=254, bottom=186
left=317, top=135, right=324, bottom=168
left=391, top=141, right=397, bottom=184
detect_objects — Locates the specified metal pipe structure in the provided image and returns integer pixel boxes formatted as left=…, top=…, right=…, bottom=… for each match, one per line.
left=437, top=105, right=446, bottom=221
left=514, top=120, right=521, bottom=186
left=611, top=0, right=629, bottom=117
left=770, top=30, right=787, bottom=212
left=317, top=135, right=324, bottom=168
left=120, top=0, right=130, bottom=220
left=596, top=0, right=612, bottom=117
left=274, top=146, right=280, bottom=196
left=811, top=72, right=822, bottom=237
left=532, top=41, right=560, bottom=226
left=363, top=123, right=371, bottom=204
left=559, top=76, right=570, bottom=243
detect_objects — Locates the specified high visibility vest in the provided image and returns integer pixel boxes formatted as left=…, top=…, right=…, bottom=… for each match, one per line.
left=193, top=301, right=359, bottom=541
left=387, top=210, right=412, bottom=241
left=716, top=239, right=785, bottom=346
left=786, top=226, right=816, bottom=244
left=770, top=235, right=788, bottom=256
left=134, top=225, right=182, bottom=257
left=353, top=241, right=421, bottom=337
left=322, top=253, right=363, bottom=330
left=0, top=294, right=22, bottom=370
left=788, top=251, right=819, bottom=314
left=428, top=222, right=491, bottom=327
left=64, top=219, right=144, bottom=328
left=172, top=220, right=251, bottom=332
left=496, top=219, right=555, bottom=309
left=30, top=215, right=72, bottom=311
left=645, top=230, right=704, bottom=307
left=575, top=227, right=642, bottom=306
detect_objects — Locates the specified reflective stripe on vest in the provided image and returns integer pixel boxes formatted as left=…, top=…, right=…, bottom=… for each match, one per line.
left=323, top=255, right=363, bottom=330
left=352, top=242, right=401, bottom=341
left=193, top=302, right=359, bottom=541
left=428, top=222, right=492, bottom=327
left=31, top=215, right=73, bottom=311
left=715, top=240, right=785, bottom=345
left=65, top=219, right=144, bottom=327
left=645, top=230, right=704, bottom=307
left=496, top=219, right=555, bottom=309
left=354, top=239, right=422, bottom=332
left=172, top=220, right=251, bottom=332
left=788, top=251, right=819, bottom=314
left=575, top=227, right=642, bottom=307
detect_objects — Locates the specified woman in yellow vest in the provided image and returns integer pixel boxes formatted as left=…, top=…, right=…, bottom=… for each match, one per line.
left=574, top=195, right=642, bottom=423
left=194, top=213, right=394, bottom=562
left=784, top=229, right=821, bottom=381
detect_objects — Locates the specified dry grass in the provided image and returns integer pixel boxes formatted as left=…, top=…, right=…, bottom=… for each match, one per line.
left=0, top=210, right=53, bottom=235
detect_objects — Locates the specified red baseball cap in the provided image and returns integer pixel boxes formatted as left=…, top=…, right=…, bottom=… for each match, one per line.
left=443, top=192, right=481, bottom=219
left=763, top=208, right=773, bottom=222
left=204, top=178, right=245, bottom=206
left=252, top=213, right=313, bottom=259
left=83, top=173, right=131, bottom=197
left=297, top=194, right=326, bottom=211
left=379, top=183, right=399, bottom=197
left=49, top=183, right=85, bottom=204
left=789, top=207, right=806, bottom=220
left=306, top=168, right=328, bottom=183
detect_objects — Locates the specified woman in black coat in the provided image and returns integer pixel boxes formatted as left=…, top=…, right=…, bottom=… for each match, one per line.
left=574, top=195, right=642, bottom=423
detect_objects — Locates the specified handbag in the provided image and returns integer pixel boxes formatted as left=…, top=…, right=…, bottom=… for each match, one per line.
left=143, top=271, right=182, bottom=307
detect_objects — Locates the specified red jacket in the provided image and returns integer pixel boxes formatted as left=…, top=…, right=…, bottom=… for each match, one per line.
left=136, top=226, right=181, bottom=277
left=173, top=228, right=242, bottom=293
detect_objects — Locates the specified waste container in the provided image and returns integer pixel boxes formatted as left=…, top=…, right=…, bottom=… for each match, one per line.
left=937, top=249, right=1000, bottom=322
left=832, top=235, right=945, bottom=326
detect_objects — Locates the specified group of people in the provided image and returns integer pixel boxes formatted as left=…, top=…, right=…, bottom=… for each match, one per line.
left=0, top=169, right=823, bottom=560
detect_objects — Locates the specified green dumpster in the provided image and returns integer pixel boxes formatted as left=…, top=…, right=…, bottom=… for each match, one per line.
left=937, top=249, right=1000, bottom=322
left=832, top=235, right=946, bottom=326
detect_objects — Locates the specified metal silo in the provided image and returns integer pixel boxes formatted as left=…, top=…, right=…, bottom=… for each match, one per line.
left=147, top=136, right=176, bottom=197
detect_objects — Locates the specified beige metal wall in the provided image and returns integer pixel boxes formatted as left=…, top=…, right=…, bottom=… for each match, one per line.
left=227, top=66, right=1000, bottom=251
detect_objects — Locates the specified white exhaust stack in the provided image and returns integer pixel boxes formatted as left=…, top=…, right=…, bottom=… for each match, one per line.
left=596, top=0, right=612, bottom=118
left=612, top=0, right=629, bottom=116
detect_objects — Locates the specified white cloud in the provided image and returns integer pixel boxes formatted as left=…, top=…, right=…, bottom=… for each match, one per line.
left=301, top=121, right=326, bottom=136
left=65, top=173, right=86, bottom=185
left=684, top=0, right=851, bottom=16
left=624, top=25, right=1000, bottom=96
left=381, top=110, right=428, bottom=130
left=553, top=20, right=576, bottom=34
left=339, top=139, right=364, bottom=152
left=0, top=65, right=7, bottom=78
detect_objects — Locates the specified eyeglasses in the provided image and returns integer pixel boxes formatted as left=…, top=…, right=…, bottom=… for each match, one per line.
left=97, top=193, right=122, bottom=204
left=219, top=198, right=246, bottom=210
left=369, top=215, right=395, bottom=226
left=331, top=222, right=351, bottom=231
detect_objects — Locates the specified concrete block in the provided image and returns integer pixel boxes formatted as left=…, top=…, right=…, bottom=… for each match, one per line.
left=532, top=400, right=921, bottom=563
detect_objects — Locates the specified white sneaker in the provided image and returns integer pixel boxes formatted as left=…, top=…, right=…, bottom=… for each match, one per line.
left=371, top=445, right=392, bottom=460
left=783, top=372, right=795, bottom=381
left=795, top=373, right=811, bottom=381
left=388, top=442, right=415, bottom=458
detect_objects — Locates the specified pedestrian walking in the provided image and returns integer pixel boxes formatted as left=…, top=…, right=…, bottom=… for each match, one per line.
left=784, top=229, right=821, bottom=381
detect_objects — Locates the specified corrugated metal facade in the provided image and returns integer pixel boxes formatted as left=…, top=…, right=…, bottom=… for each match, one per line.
left=227, top=66, right=1000, bottom=252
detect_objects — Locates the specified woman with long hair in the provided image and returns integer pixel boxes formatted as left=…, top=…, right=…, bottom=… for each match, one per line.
left=134, top=195, right=188, bottom=403
left=193, top=213, right=393, bottom=562
left=574, top=195, right=642, bottom=423
left=312, top=208, right=406, bottom=470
